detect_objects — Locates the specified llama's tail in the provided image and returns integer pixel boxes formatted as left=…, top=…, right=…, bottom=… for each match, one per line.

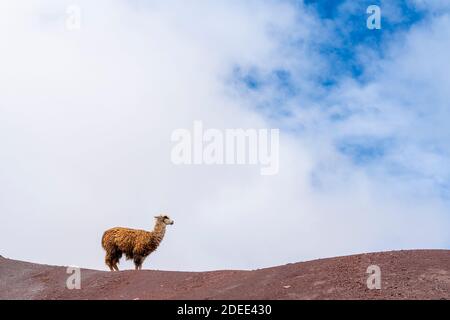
left=101, top=230, right=109, bottom=250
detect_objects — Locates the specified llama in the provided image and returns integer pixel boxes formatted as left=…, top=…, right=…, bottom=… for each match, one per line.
left=101, top=214, right=174, bottom=271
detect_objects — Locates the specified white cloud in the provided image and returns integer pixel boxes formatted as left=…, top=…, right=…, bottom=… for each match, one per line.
left=0, top=1, right=448, bottom=271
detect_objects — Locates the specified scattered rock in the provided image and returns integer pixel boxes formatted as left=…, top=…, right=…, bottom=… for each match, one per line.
left=0, top=250, right=449, bottom=300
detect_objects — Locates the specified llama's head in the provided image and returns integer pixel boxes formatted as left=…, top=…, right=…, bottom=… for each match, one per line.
left=154, top=214, right=174, bottom=225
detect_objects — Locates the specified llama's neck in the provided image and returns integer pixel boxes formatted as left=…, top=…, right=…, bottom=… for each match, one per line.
left=150, top=221, right=166, bottom=248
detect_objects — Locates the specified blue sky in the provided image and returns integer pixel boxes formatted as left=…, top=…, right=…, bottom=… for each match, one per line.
left=235, top=0, right=429, bottom=92
left=0, top=0, right=449, bottom=270
left=232, top=0, right=450, bottom=202
left=236, top=1, right=426, bottom=94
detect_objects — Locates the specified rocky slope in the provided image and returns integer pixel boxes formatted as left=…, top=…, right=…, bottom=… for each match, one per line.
left=0, top=250, right=449, bottom=299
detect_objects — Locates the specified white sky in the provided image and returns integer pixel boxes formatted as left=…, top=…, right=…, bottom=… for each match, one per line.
left=0, top=0, right=449, bottom=271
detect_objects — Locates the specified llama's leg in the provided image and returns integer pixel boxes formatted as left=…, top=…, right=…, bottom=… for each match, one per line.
left=105, top=253, right=114, bottom=271
left=111, top=257, right=119, bottom=271
left=105, top=247, right=122, bottom=271
left=112, top=250, right=122, bottom=271
left=133, top=255, right=143, bottom=270
left=138, top=257, right=145, bottom=270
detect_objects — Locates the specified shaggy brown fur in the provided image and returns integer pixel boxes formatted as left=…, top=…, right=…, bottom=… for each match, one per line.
left=101, top=214, right=174, bottom=271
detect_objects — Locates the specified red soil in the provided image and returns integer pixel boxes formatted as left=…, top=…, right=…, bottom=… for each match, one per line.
left=0, top=250, right=449, bottom=300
